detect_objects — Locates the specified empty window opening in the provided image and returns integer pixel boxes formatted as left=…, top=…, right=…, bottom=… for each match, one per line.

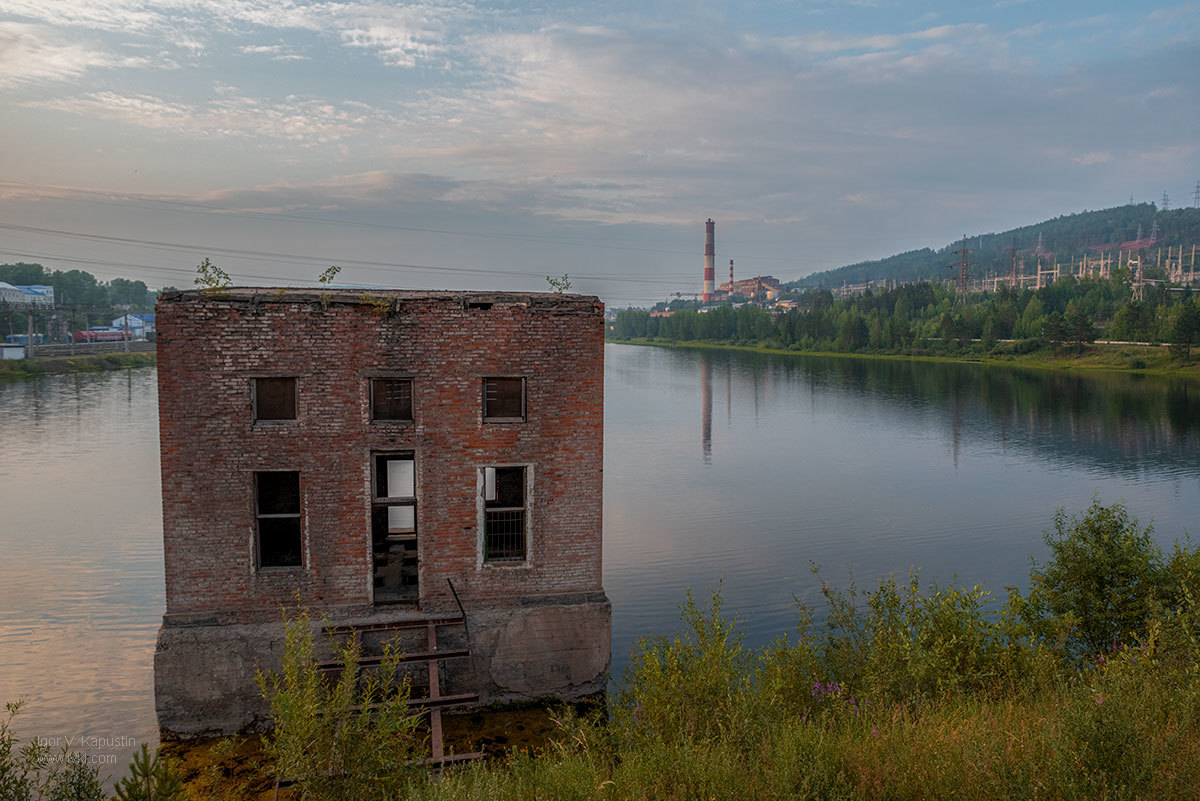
left=483, top=377, right=525, bottom=421
left=372, top=454, right=417, bottom=603
left=256, top=471, right=302, bottom=568
left=484, top=466, right=526, bottom=562
left=466, top=301, right=493, bottom=310
left=254, top=377, right=297, bottom=421
left=371, top=378, right=413, bottom=421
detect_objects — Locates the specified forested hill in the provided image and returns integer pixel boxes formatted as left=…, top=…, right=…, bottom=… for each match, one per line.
left=791, top=204, right=1200, bottom=289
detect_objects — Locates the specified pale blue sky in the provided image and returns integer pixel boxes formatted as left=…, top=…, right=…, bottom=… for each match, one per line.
left=0, top=1, right=1197, bottom=304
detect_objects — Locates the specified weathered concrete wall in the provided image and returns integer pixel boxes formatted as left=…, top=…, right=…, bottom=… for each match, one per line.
left=156, top=595, right=611, bottom=739
left=155, top=289, right=609, bottom=736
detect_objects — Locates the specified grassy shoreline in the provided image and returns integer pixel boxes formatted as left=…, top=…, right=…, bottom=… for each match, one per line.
left=608, top=337, right=1200, bottom=378
left=177, top=501, right=1200, bottom=800
left=0, top=352, right=157, bottom=378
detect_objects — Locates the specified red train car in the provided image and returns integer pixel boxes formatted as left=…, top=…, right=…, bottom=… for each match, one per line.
left=73, top=328, right=129, bottom=343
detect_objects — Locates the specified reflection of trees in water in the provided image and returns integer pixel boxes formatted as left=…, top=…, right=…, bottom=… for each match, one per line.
left=689, top=348, right=1199, bottom=478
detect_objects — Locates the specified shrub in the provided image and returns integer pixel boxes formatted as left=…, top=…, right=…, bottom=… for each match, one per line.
left=614, top=590, right=755, bottom=749
left=1031, top=499, right=1166, bottom=656
left=256, top=607, right=423, bottom=801
left=114, top=745, right=186, bottom=801
left=1, top=700, right=108, bottom=801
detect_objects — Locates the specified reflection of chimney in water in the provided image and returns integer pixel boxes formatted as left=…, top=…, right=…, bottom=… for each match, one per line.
left=726, top=360, right=731, bottom=427
left=701, top=356, right=712, bottom=464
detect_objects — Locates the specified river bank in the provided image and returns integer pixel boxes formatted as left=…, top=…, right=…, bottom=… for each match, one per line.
left=607, top=337, right=1200, bottom=378
left=0, top=352, right=156, bottom=377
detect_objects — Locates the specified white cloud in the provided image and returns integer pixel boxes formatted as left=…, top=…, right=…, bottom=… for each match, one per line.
left=26, top=87, right=399, bottom=144
left=1, top=0, right=476, bottom=67
left=772, top=23, right=989, bottom=56
left=240, top=43, right=308, bottom=60
left=0, top=21, right=147, bottom=87
left=1072, top=152, right=1113, bottom=166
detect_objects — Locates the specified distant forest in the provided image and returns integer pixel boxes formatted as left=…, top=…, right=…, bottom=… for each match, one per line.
left=791, top=204, right=1200, bottom=289
left=612, top=276, right=1200, bottom=360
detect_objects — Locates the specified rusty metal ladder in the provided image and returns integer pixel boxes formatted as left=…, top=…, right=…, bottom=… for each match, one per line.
left=320, top=579, right=482, bottom=768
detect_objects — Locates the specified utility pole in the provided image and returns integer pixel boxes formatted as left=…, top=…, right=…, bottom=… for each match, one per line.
left=948, top=236, right=973, bottom=307
left=1008, top=239, right=1019, bottom=288
left=26, top=307, right=34, bottom=360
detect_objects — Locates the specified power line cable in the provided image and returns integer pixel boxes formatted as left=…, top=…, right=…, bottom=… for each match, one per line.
left=0, top=223, right=692, bottom=286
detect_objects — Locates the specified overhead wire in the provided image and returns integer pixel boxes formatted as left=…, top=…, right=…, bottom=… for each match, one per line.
left=0, top=223, right=693, bottom=286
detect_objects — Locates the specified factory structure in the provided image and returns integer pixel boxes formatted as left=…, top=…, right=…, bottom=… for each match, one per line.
left=699, top=218, right=782, bottom=305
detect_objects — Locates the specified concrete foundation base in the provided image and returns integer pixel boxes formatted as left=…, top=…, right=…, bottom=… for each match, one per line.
left=155, top=594, right=611, bottom=739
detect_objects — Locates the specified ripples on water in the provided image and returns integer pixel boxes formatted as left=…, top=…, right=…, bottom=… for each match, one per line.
left=0, top=354, right=1197, bottom=780
left=0, top=370, right=163, bottom=782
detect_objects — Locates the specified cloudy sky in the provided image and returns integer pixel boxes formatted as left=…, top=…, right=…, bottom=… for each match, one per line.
left=0, top=1, right=1197, bottom=305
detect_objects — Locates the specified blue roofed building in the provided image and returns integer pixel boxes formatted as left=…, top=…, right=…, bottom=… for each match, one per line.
left=111, top=313, right=156, bottom=338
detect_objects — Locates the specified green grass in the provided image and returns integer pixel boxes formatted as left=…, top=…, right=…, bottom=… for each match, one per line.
left=0, top=352, right=156, bottom=378
left=238, top=500, right=1200, bottom=801
left=608, top=337, right=1200, bottom=378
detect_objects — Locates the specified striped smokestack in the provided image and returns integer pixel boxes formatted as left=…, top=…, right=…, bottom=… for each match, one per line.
left=702, top=218, right=715, bottom=302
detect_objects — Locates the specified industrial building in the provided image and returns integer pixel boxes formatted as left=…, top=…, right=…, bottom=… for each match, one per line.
left=698, top=219, right=783, bottom=303
left=154, top=288, right=610, bottom=738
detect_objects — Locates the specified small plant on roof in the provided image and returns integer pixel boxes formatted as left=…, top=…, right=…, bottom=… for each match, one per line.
left=358, top=292, right=391, bottom=317
left=193, top=257, right=231, bottom=297
left=546, top=273, right=571, bottom=293
left=318, top=265, right=341, bottom=309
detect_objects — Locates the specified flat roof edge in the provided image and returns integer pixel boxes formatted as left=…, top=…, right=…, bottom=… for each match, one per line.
left=158, top=288, right=603, bottom=307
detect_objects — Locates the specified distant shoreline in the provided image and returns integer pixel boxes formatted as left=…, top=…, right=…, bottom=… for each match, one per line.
left=0, top=352, right=157, bottom=378
left=607, top=338, right=1200, bottom=379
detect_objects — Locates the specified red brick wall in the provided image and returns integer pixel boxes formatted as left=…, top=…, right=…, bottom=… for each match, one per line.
left=156, top=290, right=604, bottom=621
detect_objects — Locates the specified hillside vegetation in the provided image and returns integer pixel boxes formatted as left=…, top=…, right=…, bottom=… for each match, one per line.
left=792, top=204, right=1200, bottom=289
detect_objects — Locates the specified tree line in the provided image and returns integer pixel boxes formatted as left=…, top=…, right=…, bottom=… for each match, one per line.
left=611, top=276, right=1200, bottom=360
left=0, top=262, right=165, bottom=338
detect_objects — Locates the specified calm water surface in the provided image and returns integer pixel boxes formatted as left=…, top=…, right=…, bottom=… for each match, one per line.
left=1, top=345, right=1197, bottom=779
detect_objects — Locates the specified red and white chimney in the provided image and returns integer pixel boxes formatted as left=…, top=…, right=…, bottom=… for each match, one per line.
left=702, top=218, right=715, bottom=302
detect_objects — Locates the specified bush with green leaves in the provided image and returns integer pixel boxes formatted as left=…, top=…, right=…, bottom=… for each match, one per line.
left=256, top=607, right=423, bottom=801
left=1, top=700, right=107, bottom=801
left=1028, top=498, right=1168, bottom=656
left=113, top=745, right=184, bottom=801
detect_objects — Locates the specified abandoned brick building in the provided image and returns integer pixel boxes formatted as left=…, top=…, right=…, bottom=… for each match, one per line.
left=154, top=288, right=610, bottom=737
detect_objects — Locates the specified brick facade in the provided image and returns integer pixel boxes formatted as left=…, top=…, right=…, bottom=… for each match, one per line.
left=154, top=288, right=610, bottom=735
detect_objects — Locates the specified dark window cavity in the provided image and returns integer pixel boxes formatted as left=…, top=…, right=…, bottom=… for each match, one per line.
left=371, top=378, right=413, bottom=421
left=372, top=454, right=417, bottom=603
left=254, top=377, right=297, bottom=421
left=255, top=471, right=301, bottom=568
left=484, top=466, right=526, bottom=561
left=483, top=377, right=524, bottom=421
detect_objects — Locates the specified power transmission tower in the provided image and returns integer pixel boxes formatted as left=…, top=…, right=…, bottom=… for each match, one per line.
left=1162, top=190, right=1170, bottom=211
left=1193, top=180, right=1200, bottom=208
left=947, top=236, right=973, bottom=307
left=1131, top=256, right=1145, bottom=301
left=1007, top=239, right=1019, bottom=288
